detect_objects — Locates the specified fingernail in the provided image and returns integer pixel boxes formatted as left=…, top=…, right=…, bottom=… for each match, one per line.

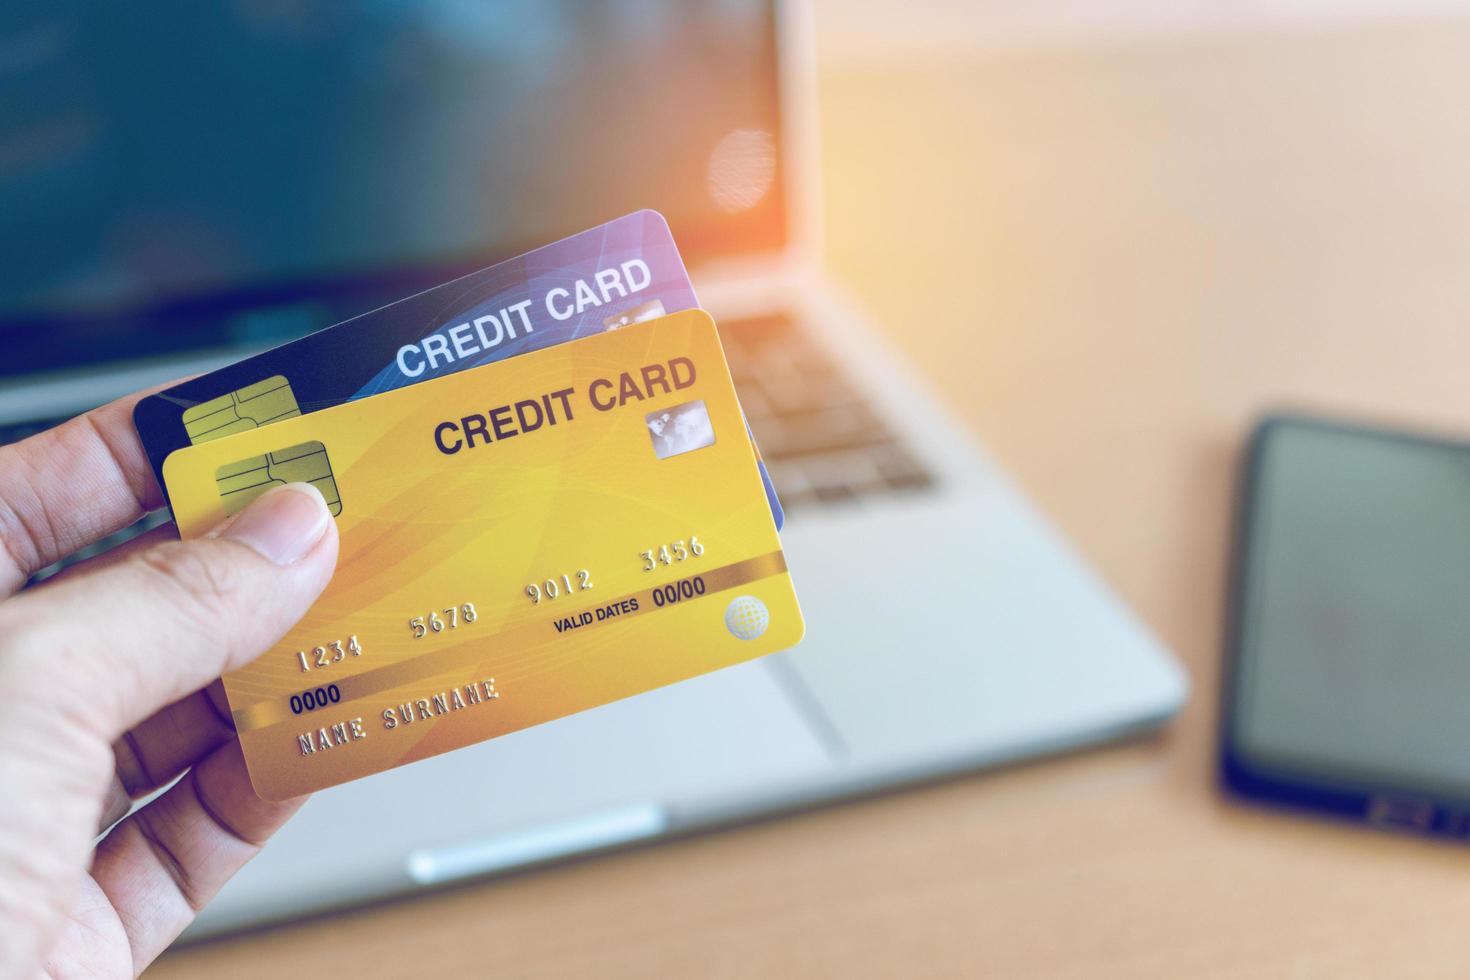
left=221, top=483, right=332, bottom=565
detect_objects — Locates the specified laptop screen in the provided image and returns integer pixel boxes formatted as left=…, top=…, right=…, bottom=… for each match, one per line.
left=1, top=1, right=785, bottom=377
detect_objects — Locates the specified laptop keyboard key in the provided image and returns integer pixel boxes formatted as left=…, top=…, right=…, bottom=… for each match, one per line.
left=720, top=313, right=936, bottom=510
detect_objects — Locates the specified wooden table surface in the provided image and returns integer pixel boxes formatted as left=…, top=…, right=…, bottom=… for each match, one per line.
left=154, top=13, right=1470, bottom=978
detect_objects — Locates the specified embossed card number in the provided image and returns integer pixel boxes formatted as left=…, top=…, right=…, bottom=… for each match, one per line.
left=297, top=636, right=362, bottom=672
left=409, top=603, right=478, bottom=638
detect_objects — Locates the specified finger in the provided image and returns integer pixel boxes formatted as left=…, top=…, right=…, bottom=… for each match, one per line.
left=89, top=739, right=308, bottom=972
left=114, top=686, right=234, bottom=797
left=66, top=531, right=228, bottom=819
left=35, top=521, right=180, bottom=587
left=0, top=386, right=170, bottom=596
left=76, top=518, right=236, bottom=823
left=98, top=775, right=132, bottom=834
left=99, top=681, right=233, bottom=833
left=0, top=482, right=337, bottom=743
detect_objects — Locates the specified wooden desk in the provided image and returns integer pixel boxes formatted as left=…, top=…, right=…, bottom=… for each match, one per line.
left=154, top=15, right=1470, bottom=977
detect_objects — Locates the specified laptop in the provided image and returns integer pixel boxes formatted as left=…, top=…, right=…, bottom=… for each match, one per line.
left=1, top=1, right=1186, bottom=937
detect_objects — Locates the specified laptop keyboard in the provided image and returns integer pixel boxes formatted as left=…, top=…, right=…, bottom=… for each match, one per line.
left=2, top=313, right=932, bottom=582
left=720, top=313, right=935, bottom=509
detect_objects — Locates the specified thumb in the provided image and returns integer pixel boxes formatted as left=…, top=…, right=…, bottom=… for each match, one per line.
left=4, top=483, right=338, bottom=741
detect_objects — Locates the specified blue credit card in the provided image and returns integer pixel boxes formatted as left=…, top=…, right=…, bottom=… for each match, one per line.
left=134, top=210, right=783, bottom=529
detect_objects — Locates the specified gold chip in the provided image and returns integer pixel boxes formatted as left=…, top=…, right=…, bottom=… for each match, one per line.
left=215, top=440, right=342, bottom=517
left=183, top=376, right=301, bottom=444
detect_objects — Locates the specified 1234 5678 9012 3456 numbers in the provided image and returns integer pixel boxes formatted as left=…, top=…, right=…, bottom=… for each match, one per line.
left=410, top=603, right=478, bottom=638
left=640, top=535, right=703, bottom=571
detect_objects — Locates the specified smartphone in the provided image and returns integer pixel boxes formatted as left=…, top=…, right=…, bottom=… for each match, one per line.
left=1222, top=414, right=1470, bottom=836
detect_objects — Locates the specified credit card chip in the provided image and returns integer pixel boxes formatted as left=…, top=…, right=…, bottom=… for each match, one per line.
left=183, top=376, right=301, bottom=444
left=215, top=440, right=342, bottom=517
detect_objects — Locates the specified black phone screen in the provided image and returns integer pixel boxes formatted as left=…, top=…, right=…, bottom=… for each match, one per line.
left=1225, top=416, right=1470, bottom=818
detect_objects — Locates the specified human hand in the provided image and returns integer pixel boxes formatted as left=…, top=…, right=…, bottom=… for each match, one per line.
left=0, top=391, right=339, bottom=978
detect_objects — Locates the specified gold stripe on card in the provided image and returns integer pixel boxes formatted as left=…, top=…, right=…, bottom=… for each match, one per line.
left=232, top=550, right=789, bottom=734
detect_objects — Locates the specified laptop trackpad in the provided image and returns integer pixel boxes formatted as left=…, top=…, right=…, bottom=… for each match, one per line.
left=193, top=660, right=831, bottom=935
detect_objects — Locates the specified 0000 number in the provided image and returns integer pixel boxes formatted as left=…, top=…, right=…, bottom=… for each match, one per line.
left=289, top=684, right=341, bottom=715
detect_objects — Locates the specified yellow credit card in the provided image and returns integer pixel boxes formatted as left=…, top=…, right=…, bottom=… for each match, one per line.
left=163, top=310, right=803, bottom=800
